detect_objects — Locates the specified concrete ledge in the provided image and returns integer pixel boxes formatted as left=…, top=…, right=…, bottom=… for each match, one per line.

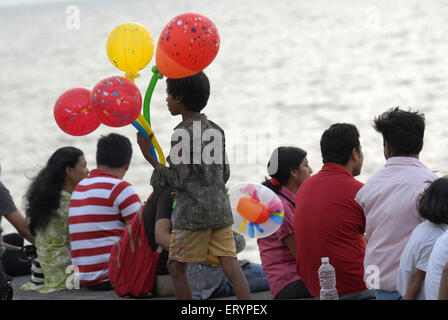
left=11, top=276, right=272, bottom=300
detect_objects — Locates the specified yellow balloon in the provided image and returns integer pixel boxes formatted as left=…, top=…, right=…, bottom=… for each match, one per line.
left=107, top=22, right=154, bottom=82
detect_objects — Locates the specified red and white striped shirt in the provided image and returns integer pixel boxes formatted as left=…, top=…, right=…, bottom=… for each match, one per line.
left=68, top=169, right=141, bottom=287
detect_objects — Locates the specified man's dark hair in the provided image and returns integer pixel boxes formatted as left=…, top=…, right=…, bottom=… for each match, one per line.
left=96, top=133, right=132, bottom=168
left=320, top=123, right=360, bottom=165
left=166, top=71, right=210, bottom=112
left=419, top=177, right=448, bottom=225
left=373, top=107, right=425, bottom=156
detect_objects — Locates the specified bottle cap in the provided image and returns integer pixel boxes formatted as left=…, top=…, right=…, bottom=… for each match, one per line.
left=321, top=257, right=329, bottom=263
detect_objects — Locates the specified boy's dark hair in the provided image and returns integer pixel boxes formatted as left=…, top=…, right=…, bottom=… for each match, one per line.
left=419, top=177, right=448, bottom=225
left=373, top=107, right=425, bottom=156
left=96, top=133, right=132, bottom=168
left=320, top=123, right=360, bottom=165
left=166, top=71, right=210, bottom=112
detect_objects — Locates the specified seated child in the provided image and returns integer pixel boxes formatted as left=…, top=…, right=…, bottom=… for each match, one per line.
left=397, top=177, right=448, bottom=299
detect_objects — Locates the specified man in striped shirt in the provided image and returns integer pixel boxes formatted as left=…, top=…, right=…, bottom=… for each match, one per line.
left=69, top=133, right=141, bottom=290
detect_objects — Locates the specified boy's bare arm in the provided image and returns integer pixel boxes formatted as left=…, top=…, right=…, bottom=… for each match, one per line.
left=155, top=218, right=172, bottom=251
left=136, top=133, right=163, bottom=169
left=137, top=133, right=191, bottom=191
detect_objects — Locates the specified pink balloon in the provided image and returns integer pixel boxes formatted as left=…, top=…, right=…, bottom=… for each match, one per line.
left=54, top=88, right=100, bottom=136
left=90, top=76, right=142, bottom=127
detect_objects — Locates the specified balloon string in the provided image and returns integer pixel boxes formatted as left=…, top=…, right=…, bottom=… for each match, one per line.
left=143, top=66, right=163, bottom=127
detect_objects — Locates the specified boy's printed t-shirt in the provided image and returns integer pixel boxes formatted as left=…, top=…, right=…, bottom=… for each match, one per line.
left=68, top=169, right=141, bottom=286
left=151, top=114, right=233, bottom=231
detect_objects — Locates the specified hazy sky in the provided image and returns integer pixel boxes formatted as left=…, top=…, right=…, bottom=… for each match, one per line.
left=0, top=0, right=80, bottom=7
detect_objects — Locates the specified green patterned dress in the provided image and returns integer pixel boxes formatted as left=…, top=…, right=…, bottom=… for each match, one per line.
left=21, top=191, right=72, bottom=293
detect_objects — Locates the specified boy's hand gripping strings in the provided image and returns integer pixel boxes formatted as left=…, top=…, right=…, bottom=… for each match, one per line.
left=137, top=132, right=163, bottom=169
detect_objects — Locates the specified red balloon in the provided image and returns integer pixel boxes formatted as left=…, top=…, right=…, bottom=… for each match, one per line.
left=156, top=12, right=220, bottom=79
left=90, top=76, right=142, bottom=127
left=54, top=88, right=100, bottom=136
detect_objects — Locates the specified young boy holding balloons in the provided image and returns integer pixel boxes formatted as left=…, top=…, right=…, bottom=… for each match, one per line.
left=136, top=71, right=251, bottom=300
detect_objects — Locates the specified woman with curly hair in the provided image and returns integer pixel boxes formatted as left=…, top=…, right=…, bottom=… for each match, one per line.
left=21, top=147, right=88, bottom=293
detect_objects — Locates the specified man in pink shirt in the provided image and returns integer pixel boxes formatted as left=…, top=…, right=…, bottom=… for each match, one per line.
left=355, top=107, right=438, bottom=300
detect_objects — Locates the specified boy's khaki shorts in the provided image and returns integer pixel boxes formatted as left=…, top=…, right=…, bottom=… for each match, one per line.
left=169, top=225, right=237, bottom=264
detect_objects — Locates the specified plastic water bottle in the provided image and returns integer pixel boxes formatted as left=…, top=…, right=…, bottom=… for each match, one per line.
left=318, top=257, right=339, bottom=300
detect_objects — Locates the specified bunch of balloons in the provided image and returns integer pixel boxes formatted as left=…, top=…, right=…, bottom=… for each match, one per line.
left=54, top=13, right=221, bottom=167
